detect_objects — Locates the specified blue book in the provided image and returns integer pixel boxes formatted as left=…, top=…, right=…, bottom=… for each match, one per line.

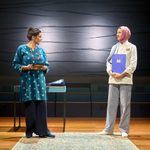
left=112, top=54, right=126, bottom=73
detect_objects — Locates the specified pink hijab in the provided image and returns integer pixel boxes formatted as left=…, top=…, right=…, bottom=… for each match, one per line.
left=118, top=26, right=131, bottom=43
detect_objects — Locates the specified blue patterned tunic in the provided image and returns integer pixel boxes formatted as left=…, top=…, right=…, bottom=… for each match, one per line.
left=12, top=44, right=49, bottom=102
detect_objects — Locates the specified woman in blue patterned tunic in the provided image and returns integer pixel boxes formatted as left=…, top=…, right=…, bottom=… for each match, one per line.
left=12, top=27, right=55, bottom=138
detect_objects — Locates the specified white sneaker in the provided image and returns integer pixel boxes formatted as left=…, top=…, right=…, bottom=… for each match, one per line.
left=98, top=130, right=113, bottom=135
left=121, top=132, right=128, bottom=137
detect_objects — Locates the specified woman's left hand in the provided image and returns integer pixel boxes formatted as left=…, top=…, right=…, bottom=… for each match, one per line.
left=112, top=73, right=124, bottom=79
left=111, top=72, right=130, bottom=79
left=42, top=65, right=47, bottom=71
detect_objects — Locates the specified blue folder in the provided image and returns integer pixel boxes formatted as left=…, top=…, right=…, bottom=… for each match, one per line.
left=112, top=54, right=126, bottom=73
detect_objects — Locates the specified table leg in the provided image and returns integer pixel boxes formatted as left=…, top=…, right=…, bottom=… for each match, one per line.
left=54, top=93, right=57, bottom=116
left=63, top=93, right=66, bottom=132
left=14, top=93, right=16, bottom=131
left=13, top=92, right=21, bottom=131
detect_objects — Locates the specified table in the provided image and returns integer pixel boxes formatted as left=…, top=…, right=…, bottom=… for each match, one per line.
left=13, top=85, right=67, bottom=132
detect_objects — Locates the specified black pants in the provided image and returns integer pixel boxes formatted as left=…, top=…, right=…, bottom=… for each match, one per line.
left=24, top=100, right=49, bottom=135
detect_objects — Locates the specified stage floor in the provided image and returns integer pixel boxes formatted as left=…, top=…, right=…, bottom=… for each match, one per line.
left=0, top=117, right=150, bottom=150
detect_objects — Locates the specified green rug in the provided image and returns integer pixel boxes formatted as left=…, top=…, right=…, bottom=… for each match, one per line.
left=12, top=132, right=139, bottom=150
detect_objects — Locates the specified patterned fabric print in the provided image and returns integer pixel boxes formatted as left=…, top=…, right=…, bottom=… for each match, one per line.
left=12, top=44, right=49, bottom=101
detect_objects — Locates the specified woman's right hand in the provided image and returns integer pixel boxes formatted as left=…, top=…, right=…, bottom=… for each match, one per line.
left=22, top=64, right=33, bottom=70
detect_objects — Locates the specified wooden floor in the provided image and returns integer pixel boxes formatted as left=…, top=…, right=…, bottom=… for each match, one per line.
left=0, top=117, right=150, bottom=150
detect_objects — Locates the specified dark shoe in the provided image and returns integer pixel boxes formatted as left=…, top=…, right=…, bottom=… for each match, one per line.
left=39, top=133, right=55, bottom=138
left=47, top=132, right=55, bottom=138
left=26, top=133, right=32, bottom=138
left=39, top=135, right=47, bottom=138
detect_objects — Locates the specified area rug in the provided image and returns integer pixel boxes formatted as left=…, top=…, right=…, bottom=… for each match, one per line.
left=12, top=132, right=139, bottom=150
